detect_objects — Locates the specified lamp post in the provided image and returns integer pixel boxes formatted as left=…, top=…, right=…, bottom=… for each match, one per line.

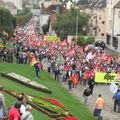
left=111, top=7, right=115, bottom=48
left=75, top=8, right=79, bottom=43
left=76, top=8, right=79, bottom=37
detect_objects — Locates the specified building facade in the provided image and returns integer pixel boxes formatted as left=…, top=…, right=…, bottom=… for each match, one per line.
left=106, top=0, right=120, bottom=53
left=84, top=0, right=120, bottom=54
left=3, top=0, right=22, bottom=10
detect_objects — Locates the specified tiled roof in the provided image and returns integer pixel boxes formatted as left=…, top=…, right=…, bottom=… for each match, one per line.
left=6, top=1, right=17, bottom=9
left=45, top=4, right=67, bottom=14
left=114, top=1, right=120, bottom=8
left=0, top=0, right=5, bottom=7
left=88, top=0, right=106, bottom=9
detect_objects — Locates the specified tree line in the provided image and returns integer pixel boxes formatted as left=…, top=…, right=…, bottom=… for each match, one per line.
left=0, top=7, right=32, bottom=34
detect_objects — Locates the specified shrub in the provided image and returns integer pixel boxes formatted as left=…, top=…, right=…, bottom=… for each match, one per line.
left=77, top=36, right=86, bottom=46
left=86, top=36, right=95, bottom=44
left=77, top=36, right=95, bottom=46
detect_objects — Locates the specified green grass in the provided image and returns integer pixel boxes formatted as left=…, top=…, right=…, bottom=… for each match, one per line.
left=0, top=63, right=96, bottom=120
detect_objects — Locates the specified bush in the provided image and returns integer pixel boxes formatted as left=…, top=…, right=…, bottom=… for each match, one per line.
left=77, top=36, right=95, bottom=46
left=86, top=36, right=95, bottom=44
left=77, top=36, right=86, bottom=46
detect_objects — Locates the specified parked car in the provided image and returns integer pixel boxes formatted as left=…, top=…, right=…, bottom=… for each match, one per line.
left=95, top=41, right=105, bottom=50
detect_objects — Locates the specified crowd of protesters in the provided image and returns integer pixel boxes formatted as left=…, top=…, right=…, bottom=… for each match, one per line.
left=1, top=16, right=120, bottom=120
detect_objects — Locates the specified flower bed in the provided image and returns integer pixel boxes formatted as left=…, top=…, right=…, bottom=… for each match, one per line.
left=5, top=90, right=76, bottom=119
left=44, top=98, right=65, bottom=109
left=1, top=72, right=52, bottom=94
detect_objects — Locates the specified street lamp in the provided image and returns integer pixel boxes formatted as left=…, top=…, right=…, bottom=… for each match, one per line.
left=76, top=8, right=79, bottom=37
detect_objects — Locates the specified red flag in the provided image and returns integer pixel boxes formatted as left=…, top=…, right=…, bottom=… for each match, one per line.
left=61, top=39, right=67, bottom=46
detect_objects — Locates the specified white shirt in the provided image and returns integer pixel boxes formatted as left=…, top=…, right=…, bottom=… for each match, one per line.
left=20, top=104, right=26, bottom=115
left=21, top=111, right=34, bottom=120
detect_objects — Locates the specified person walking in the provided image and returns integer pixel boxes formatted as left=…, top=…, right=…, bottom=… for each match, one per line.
left=95, top=94, right=105, bottom=120
left=17, top=94, right=26, bottom=115
left=54, top=66, right=60, bottom=82
left=88, top=76, right=95, bottom=95
left=83, top=86, right=91, bottom=106
left=112, top=89, right=120, bottom=112
left=35, top=63, right=40, bottom=79
left=8, top=102, right=21, bottom=120
left=21, top=105, right=34, bottom=120
left=0, top=85, right=7, bottom=120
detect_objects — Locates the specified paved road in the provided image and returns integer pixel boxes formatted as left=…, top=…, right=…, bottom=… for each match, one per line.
left=61, top=83, right=120, bottom=120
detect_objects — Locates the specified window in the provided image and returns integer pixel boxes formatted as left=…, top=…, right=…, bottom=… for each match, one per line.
left=102, top=21, right=105, bottom=24
left=99, top=16, right=101, bottom=20
left=118, top=11, right=120, bottom=18
left=112, top=37, right=118, bottom=50
left=101, top=33, right=104, bottom=36
left=106, top=34, right=111, bottom=45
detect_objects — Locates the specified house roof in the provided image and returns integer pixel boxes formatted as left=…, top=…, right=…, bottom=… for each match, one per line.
left=78, top=4, right=88, bottom=10
left=44, top=4, right=67, bottom=14
left=0, top=0, right=5, bottom=7
left=114, top=1, right=120, bottom=8
left=6, top=1, right=17, bottom=9
left=88, top=0, right=106, bottom=9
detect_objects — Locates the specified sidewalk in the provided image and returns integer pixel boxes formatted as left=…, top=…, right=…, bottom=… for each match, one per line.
left=42, top=62, right=120, bottom=120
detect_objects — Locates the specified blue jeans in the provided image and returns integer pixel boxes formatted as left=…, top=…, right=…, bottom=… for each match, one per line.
left=97, top=109, right=102, bottom=120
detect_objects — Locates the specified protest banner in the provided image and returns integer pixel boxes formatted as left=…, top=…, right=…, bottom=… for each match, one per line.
left=95, top=73, right=119, bottom=83
left=44, top=35, right=59, bottom=42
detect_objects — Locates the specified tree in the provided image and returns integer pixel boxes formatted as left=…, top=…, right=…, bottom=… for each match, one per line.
left=15, top=8, right=32, bottom=26
left=52, top=8, right=90, bottom=39
left=0, top=7, right=13, bottom=33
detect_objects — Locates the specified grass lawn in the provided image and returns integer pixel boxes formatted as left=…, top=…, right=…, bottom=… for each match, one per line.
left=0, top=63, right=96, bottom=120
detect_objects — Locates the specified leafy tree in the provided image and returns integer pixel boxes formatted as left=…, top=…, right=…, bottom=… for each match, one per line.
left=52, top=8, right=90, bottom=39
left=14, top=8, right=32, bottom=26
left=0, top=7, right=13, bottom=33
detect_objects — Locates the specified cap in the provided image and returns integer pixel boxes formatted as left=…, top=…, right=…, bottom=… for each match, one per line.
left=14, top=102, right=21, bottom=109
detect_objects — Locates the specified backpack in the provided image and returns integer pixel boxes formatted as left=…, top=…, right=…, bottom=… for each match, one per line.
left=83, top=88, right=91, bottom=96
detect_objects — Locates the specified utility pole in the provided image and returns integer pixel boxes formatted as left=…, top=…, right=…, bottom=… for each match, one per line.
left=111, top=7, right=115, bottom=48
left=76, top=9, right=79, bottom=37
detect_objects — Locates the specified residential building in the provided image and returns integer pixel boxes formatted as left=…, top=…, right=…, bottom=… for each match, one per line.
left=87, top=0, right=106, bottom=37
left=0, top=0, right=17, bottom=15
left=5, top=1, right=17, bottom=15
left=83, top=0, right=120, bottom=54
left=106, top=0, right=120, bottom=53
left=62, top=0, right=74, bottom=10
left=3, top=0, right=22, bottom=10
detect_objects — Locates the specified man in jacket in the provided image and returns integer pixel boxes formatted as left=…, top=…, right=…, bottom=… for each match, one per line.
left=113, top=89, right=120, bottom=112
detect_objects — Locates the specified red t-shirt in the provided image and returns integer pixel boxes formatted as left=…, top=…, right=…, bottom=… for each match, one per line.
left=9, top=107, right=21, bottom=120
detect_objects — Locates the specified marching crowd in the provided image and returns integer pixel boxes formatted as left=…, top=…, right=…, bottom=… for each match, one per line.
left=0, top=16, right=120, bottom=120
